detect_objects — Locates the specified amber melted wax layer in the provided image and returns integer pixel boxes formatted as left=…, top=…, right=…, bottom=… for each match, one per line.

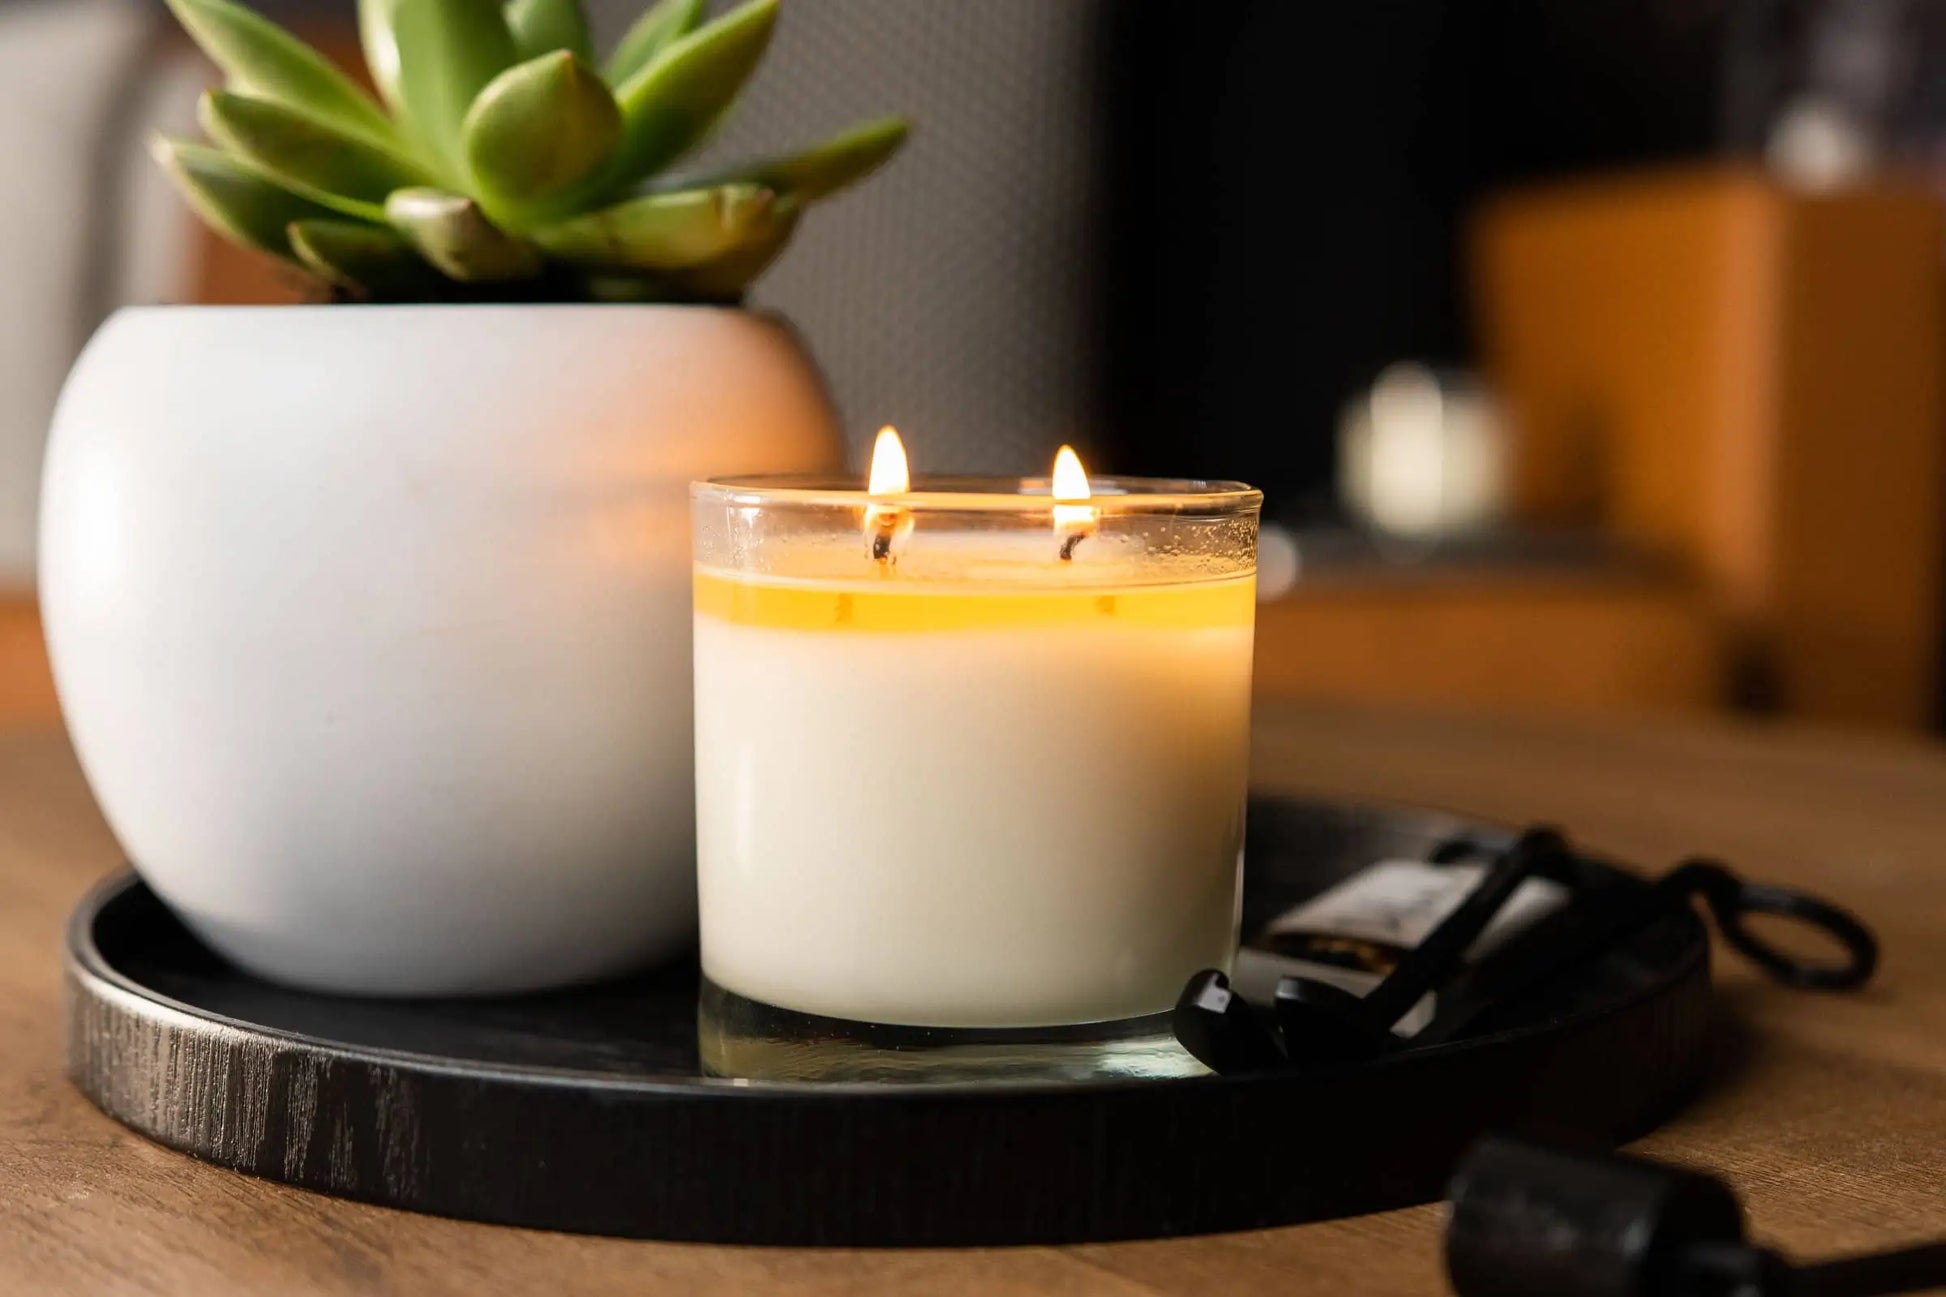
left=693, top=568, right=1257, bottom=633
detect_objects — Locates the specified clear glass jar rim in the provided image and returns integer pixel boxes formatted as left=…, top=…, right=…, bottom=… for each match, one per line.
left=693, top=473, right=1263, bottom=515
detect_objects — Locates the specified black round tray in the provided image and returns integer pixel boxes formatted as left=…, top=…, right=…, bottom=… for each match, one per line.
left=66, top=795, right=1713, bottom=1247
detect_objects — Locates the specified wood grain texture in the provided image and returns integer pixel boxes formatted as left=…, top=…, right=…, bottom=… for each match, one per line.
left=5, top=709, right=1946, bottom=1292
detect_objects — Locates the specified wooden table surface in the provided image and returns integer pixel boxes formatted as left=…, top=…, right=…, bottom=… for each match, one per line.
left=5, top=705, right=1946, bottom=1294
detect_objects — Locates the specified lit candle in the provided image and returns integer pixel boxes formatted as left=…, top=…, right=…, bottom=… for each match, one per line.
left=863, top=425, right=912, bottom=563
left=1051, top=443, right=1096, bottom=560
left=690, top=433, right=1261, bottom=1049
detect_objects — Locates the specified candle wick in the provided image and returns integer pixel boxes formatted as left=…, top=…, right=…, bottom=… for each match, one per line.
left=868, top=507, right=904, bottom=566
left=1058, top=531, right=1087, bottom=562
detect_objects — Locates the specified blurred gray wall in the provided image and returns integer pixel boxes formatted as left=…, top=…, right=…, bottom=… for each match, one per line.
left=0, top=0, right=195, bottom=589
left=591, top=0, right=1107, bottom=477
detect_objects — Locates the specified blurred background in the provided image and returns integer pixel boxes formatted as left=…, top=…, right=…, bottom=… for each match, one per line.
left=3, top=0, right=1945, bottom=729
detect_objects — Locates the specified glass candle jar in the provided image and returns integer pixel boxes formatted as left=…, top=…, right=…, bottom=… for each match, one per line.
left=690, top=468, right=1261, bottom=1078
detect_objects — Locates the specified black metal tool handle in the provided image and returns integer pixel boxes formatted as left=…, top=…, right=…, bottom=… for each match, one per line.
left=1419, top=856, right=1878, bottom=1049
left=1175, top=828, right=1576, bottom=1072
left=1447, top=1136, right=1946, bottom=1297
left=1172, top=969, right=1285, bottom=1073
left=1362, top=828, right=1569, bottom=1027
left=1678, top=859, right=1879, bottom=991
left=1268, top=828, right=1573, bottom=1066
left=1177, top=831, right=1881, bottom=1074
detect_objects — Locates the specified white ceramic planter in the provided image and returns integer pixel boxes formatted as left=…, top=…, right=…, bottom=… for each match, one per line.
left=40, top=305, right=840, bottom=995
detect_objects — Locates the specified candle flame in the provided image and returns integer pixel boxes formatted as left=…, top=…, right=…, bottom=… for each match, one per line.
left=1052, top=444, right=1094, bottom=532
left=1052, top=445, right=1090, bottom=502
left=868, top=426, right=910, bottom=495
left=865, top=426, right=912, bottom=564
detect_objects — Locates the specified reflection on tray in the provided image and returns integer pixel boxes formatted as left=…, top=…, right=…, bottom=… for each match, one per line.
left=697, top=979, right=1207, bottom=1084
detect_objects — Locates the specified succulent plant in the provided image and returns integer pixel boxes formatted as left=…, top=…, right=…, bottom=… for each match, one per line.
left=154, top=0, right=908, bottom=303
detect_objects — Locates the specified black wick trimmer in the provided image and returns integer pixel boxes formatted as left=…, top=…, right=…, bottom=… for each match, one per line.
left=1174, top=826, right=1879, bottom=1074
left=1448, top=1135, right=1946, bottom=1297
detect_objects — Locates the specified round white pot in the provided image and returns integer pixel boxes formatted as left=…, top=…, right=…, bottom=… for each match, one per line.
left=40, top=304, right=841, bottom=996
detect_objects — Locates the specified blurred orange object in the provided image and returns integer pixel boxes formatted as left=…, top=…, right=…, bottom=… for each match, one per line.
left=1474, top=168, right=1946, bottom=728
left=0, top=597, right=57, bottom=725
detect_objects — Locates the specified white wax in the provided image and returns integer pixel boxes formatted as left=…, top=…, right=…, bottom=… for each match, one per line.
left=693, top=580, right=1253, bottom=1028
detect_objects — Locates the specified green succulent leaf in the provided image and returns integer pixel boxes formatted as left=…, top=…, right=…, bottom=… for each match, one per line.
left=163, top=0, right=397, bottom=148
left=690, top=115, right=909, bottom=204
left=152, top=134, right=358, bottom=263
left=200, top=90, right=433, bottom=222
left=662, top=195, right=799, bottom=300
left=531, top=183, right=775, bottom=271
left=603, top=0, right=703, bottom=87
left=387, top=187, right=544, bottom=281
left=156, top=0, right=906, bottom=302
left=288, top=218, right=446, bottom=298
left=359, top=0, right=518, bottom=170
left=462, top=51, right=620, bottom=223
left=506, top=0, right=593, bottom=62
left=606, top=0, right=778, bottom=193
